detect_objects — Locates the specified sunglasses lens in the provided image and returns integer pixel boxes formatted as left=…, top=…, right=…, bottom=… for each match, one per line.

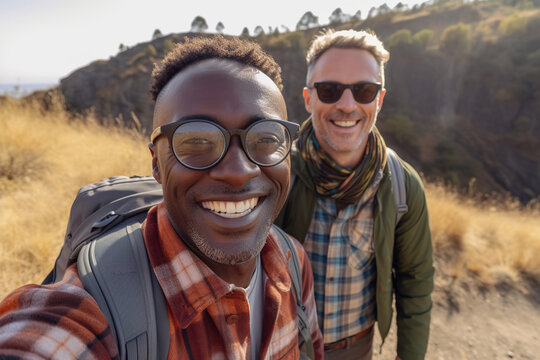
left=172, top=122, right=225, bottom=169
left=314, top=82, right=380, bottom=104
left=352, top=83, right=380, bottom=103
left=315, top=83, right=343, bottom=103
left=246, top=121, right=291, bottom=166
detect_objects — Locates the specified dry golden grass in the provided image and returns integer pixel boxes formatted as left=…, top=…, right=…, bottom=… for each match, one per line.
left=1, top=96, right=539, bottom=299
left=427, top=183, right=540, bottom=285
left=0, top=95, right=150, bottom=297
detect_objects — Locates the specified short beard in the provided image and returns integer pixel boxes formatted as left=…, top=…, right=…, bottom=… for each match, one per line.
left=187, top=219, right=270, bottom=265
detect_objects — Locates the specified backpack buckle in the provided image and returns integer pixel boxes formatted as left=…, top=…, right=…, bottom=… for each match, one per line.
left=92, top=211, right=119, bottom=230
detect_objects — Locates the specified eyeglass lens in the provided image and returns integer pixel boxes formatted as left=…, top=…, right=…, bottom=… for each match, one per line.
left=171, top=120, right=291, bottom=169
left=315, top=82, right=380, bottom=104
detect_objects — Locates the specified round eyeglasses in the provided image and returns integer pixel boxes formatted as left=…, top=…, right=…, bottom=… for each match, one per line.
left=150, top=118, right=299, bottom=170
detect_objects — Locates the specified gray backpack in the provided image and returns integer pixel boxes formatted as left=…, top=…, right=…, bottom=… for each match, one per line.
left=387, top=148, right=409, bottom=225
left=43, top=176, right=314, bottom=360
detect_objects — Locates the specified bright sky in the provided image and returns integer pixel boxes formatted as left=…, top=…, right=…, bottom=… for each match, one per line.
left=0, top=0, right=421, bottom=84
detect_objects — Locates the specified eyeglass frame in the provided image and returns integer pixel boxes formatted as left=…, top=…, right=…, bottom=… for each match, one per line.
left=150, top=118, right=300, bottom=170
left=308, top=81, right=382, bottom=104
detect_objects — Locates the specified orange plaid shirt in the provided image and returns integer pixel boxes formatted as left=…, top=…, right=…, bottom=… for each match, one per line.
left=0, top=203, right=323, bottom=359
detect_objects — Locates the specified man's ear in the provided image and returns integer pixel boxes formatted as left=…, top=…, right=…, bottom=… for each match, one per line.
left=148, top=143, right=162, bottom=184
left=378, top=88, right=386, bottom=111
left=303, top=87, right=312, bottom=114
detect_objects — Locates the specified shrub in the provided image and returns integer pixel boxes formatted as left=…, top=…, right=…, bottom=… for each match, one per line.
left=495, top=82, right=529, bottom=102
left=498, top=12, right=528, bottom=36
left=0, top=147, right=43, bottom=183
left=412, top=29, right=434, bottom=51
left=163, top=39, right=175, bottom=55
left=268, top=31, right=306, bottom=48
left=526, top=49, right=540, bottom=66
left=440, top=22, right=472, bottom=54
left=145, top=44, right=157, bottom=58
left=513, top=116, right=533, bottom=133
left=387, top=29, right=412, bottom=48
left=516, top=0, right=534, bottom=9
left=384, top=113, right=419, bottom=151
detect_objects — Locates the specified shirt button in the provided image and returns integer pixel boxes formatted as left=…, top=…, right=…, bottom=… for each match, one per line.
left=226, top=315, right=239, bottom=324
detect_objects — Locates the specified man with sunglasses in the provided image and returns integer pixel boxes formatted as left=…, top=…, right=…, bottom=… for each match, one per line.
left=275, top=29, right=434, bottom=360
left=0, top=36, right=323, bottom=359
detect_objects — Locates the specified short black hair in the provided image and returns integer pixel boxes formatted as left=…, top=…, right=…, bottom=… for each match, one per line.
left=151, top=35, right=283, bottom=101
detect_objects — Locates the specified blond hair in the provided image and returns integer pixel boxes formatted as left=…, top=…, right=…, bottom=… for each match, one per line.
left=306, top=29, right=390, bottom=86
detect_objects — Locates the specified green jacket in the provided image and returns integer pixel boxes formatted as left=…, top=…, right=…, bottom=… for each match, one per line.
left=275, top=150, right=434, bottom=360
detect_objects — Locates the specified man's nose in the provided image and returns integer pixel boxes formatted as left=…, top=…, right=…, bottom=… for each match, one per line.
left=335, top=88, right=357, bottom=113
left=208, top=137, right=260, bottom=187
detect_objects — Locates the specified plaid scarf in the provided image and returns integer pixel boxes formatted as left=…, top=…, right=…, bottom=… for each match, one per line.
left=296, top=117, right=387, bottom=204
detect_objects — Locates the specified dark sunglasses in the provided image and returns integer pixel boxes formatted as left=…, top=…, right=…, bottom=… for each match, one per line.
left=150, top=118, right=299, bottom=170
left=310, top=81, right=382, bottom=104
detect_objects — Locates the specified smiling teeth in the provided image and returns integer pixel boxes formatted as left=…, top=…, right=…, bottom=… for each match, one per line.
left=334, top=121, right=357, bottom=128
left=202, top=198, right=259, bottom=218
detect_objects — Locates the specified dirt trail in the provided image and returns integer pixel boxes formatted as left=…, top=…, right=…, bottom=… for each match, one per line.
left=373, top=270, right=540, bottom=359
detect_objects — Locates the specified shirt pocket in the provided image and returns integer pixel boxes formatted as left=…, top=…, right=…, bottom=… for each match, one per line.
left=347, top=218, right=375, bottom=270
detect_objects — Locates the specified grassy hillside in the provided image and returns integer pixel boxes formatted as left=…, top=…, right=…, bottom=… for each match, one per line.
left=0, top=95, right=150, bottom=295
left=0, top=96, right=539, bottom=298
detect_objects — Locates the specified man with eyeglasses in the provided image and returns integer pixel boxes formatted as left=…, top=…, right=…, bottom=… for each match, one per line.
left=0, top=36, right=324, bottom=359
left=275, top=29, right=434, bottom=360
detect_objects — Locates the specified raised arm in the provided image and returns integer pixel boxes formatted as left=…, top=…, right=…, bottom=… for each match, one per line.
left=0, top=264, right=118, bottom=359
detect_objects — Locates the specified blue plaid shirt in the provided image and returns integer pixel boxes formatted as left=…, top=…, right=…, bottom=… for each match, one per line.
left=302, top=170, right=383, bottom=344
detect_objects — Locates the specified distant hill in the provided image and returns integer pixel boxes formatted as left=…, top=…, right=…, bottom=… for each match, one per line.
left=55, top=0, right=540, bottom=203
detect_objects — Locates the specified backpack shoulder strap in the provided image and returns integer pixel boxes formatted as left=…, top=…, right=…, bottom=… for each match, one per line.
left=78, top=223, right=169, bottom=360
left=387, top=148, right=408, bottom=225
left=272, top=224, right=315, bottom=360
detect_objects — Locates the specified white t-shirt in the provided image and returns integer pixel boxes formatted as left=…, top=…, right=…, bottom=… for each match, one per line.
left=245, top=254, right=265, bottom=359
